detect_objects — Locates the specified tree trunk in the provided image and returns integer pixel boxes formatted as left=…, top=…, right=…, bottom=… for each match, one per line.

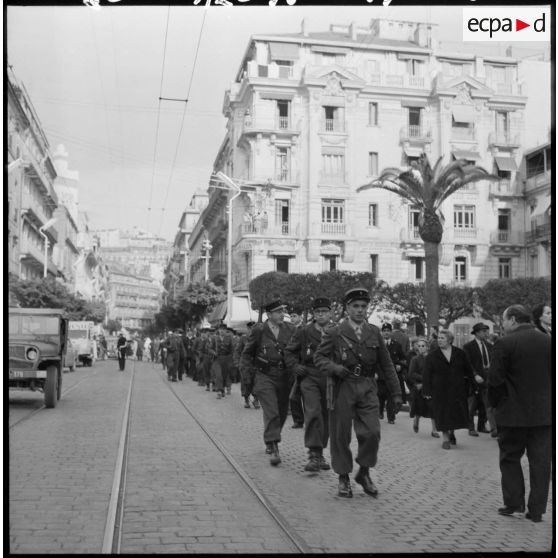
left=424, top=240, right=440, bottom=333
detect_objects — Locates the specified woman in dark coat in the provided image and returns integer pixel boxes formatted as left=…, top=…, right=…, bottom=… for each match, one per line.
left=423, top=329, right=478, bottom=450
left=405, top=337, right=439, bottom=437
left=532, top=303, right=552, bottom=336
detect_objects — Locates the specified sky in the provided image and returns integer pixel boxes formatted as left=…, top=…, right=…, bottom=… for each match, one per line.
left=7, top=2, right=550, bottom=242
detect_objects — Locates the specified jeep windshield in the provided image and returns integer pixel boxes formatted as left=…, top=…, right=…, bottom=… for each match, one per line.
left=9, top=315, right=60, bottom=335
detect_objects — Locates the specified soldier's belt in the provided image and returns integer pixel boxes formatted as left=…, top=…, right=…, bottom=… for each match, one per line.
left=256, top=360, right=285, bottom=371
left=346, top=364, right=374, bottom=378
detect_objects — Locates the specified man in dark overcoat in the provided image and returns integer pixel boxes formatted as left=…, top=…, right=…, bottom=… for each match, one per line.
left=314, top=287, right=402, bottom=498
left=463, top=323, right=494, bottom=436
left=213, top=323, right=234, bottom=399
left=165, top=330, right=185, bottom=382
left=488, top=304, right=552, bottom=523
left=284, top=297, right=333, bottom=473
left=236, top=322, right=260, bottom=409
left=240, top=299, right=296, bottom=466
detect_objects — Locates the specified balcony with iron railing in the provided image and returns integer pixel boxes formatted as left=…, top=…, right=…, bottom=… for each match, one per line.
left=488, top=131, right=520, bottom=147
left=452, top=227, right=478, bottom=240
left=400, top=226, right=422, bottom=243
left=321, top=222, right=346, bottom=235
left=322, top=118, right=345, bottom=133
left=369, top=73, right=430, bottom=89
left=239, top=113, right=300, bottom=139
left=489, top=230, right=524, bottom=245
left=239, top=221, right=298, bottom=237
left=399, top=125, right=433, bottom=143
left=489, top=179, right=519, bottom=198
left=526, top=215, right=552, bottom=244
left=525, top=171, right=551, bottom=192
left=245, top=60, right=302, bottom=81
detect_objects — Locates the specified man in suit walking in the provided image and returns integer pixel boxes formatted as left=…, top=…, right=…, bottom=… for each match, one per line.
left=463, top=323, right=494, bottom=437
left=240, top=299, right=296, bottom=466
left=488, top=305, right=552, bottom=523
left=314, top=288, right=402, bottom=498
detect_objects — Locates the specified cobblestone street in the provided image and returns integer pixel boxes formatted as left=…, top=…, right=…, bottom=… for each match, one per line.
left=9, top=360, right=554, bottom=554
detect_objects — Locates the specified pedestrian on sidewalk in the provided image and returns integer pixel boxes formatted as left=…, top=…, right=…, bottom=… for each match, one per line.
left=422, top=330, right=478, bottom=450
left=314, top=287, right=402, bottom=498
left=488, top=304, right=552, bottom=523
left=463, top=323, right=494, bottom=437
left=284, top=297, right=333, bottom=473
left=116, top=332, right=127, bottom=371
left=405, top=337, right=438, bottom=437
left=236, top=322, right=260, bottom=409
left=240, top=299, right=296, bottom=466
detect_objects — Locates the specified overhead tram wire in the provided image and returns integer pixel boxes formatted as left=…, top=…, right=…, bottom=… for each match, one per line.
left=156, top=8, right=208, bottom=238
left=146, top=4, right=172, bottom=233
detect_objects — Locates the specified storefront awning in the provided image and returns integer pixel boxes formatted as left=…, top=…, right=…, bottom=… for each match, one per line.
left=494, top=156, right=518, bottom=172
left=452, top=105, right=476, bottom=123
left=268, top=42, right=299, bottom=61
left=452, top=149, right=481, bottom=161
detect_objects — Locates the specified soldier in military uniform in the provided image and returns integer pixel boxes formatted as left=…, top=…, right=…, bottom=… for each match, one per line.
left=314, top=287, right=402, bottom=498
left=284, top=297, right=333, bottom=472
left=377, top=322, right=408, bottom=424
left=240, top=299, right=296, bottom=466
left=165, top=329, right=186, bottom=382
left=236, top=321, right=260, bottom=409
left=213, top=323, right=234, bottom=399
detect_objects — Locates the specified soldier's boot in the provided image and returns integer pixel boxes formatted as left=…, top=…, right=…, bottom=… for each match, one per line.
left=319, top=454, right=331, bottom=471
left=244, top=397, right=251, bottom=408
left=252, top=396, right=260, bottom=409
left=338, top=474, right=353, bottom=498
left=269, top=442, right=281, bottom=466
left=265, top=442, right=273, bottom=455
left=226, top=386, right=232, bottom=395
left=354, top=467, right=378, bottom=497
left=304, top=451, right=321, bottom=472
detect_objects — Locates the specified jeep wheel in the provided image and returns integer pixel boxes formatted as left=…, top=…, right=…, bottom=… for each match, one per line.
left=44, top=365, right=58, bottom=408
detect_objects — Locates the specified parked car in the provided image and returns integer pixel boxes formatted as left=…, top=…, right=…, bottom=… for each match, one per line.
left=63, top=338, right=78, bottom=372
left=9, top=307, right=68, bottom=408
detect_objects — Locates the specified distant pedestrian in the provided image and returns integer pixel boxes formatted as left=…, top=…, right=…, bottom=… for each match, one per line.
left=284, top=297, right=333, bottom=473
left=422, top=330, right=479, bottom=450
left=116, top=332, right=127, bottom=371
left=463, top=323, right=494, bottom=437
left=143, top=336, right=152, bottom=362
left=488, top=305, right=552, bottom=523
left=405, top=337, right=438, bottom=437
left=136, top=340, right=143, bottom=361
left=240, top=299, right=296, bottom=466
left=314, top=287, right=402, bottom=498
left=532, top=303, right=552, bottom=336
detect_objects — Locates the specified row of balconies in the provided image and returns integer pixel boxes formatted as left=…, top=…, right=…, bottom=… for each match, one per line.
left=525, top=171, right=551, bottom=192
left=243, top=59, right=523, bottom=95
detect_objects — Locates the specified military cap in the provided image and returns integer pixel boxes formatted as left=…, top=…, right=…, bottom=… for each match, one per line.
left=344, top=287, right=371, bottom=305
left=265, top=299, right=285, bottom=313
left=246, top=321, right=256, bottom=327
left=312, top=297, right=331, bottom=310
left=471, top=322, right=489, bottom=335
left=381, top=323, right=393, bottom=332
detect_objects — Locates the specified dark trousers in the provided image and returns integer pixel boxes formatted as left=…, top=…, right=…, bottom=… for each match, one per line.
left=377, top=380, right=395, bottom=421
left=254, top=369, right=291, bottom=444
left=213, top=356, right=232, bottom=393
left=289, top=376, right=305, bottom=425
left=468, top=389, right=487, bottom=430
left=329, top=377, right=380, bottom=475
left=497, top=425, right=552, bottom=516
left=117, top=349, right=126, bottom=371
left=166, top=354, right=178, bottom=381
left=240, top=366, right=256, bottom=398
left=178, top=358, right=185, bottom=381
left=300, top=373, right=329, bottom=451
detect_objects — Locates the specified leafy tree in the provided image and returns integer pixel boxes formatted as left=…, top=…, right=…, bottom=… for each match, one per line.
left=174, top=281, right=226, bottom=326
left=105, top=319, right=122, bottom=335
left=476, top=278, right=552, bottom=329
left=358, top=153, right=498, bottom=332
left=249, top=271, right=291, bottom=318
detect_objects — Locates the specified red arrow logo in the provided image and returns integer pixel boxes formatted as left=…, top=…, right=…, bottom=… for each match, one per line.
left=516, top=19, right=530, bottom=31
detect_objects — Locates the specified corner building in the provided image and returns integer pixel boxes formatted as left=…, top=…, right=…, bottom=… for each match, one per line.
left=190, top=18, right=547, bottom=292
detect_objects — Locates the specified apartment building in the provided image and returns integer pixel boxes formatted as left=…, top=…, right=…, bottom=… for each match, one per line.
left=187, top=18, right=548, bottom=297
left=7, top=66, right=60, bottom=281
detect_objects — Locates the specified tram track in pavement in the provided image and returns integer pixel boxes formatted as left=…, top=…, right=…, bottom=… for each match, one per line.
left=102, top=362, right=311, bottom=554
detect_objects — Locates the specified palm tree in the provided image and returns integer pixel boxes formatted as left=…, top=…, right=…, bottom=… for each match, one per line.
left=358, top=153, right=499, bottom=332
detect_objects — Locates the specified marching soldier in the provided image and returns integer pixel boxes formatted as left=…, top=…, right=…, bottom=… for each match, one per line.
left=314, top=287, right=402, bottom=498
left=240, top=299, right=296, bottom=466
left=165, top=329, right=185, bottom=382
left=213, top=323, right=234, bottom=399
left=284, top=297, right=333, bottom=472
left=235, top=321, right=260, bottom=409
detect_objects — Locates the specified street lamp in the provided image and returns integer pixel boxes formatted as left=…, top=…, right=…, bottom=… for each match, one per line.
left=215, top=172, right=242, bottom=327
left=39, top=218, right=57, bottom=278
left=201, top=237, right=213, bottom=282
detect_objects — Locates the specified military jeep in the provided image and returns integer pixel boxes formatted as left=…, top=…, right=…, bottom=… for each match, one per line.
left=9, top=308, right=68, bottom=408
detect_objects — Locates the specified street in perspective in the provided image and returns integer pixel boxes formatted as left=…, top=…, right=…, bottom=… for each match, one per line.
left=7, top=1, right=553, bottom=555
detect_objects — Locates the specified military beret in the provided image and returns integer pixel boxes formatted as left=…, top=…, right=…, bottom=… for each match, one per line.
left=344, top=287, right=371, bottom=305
left=312, top=297, right=331, bottom=310
left=471, top=322, right=489, bottom=335
left=381, top=323, right=393, bottom=332
left=265, top=299, right=285, bottom=313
